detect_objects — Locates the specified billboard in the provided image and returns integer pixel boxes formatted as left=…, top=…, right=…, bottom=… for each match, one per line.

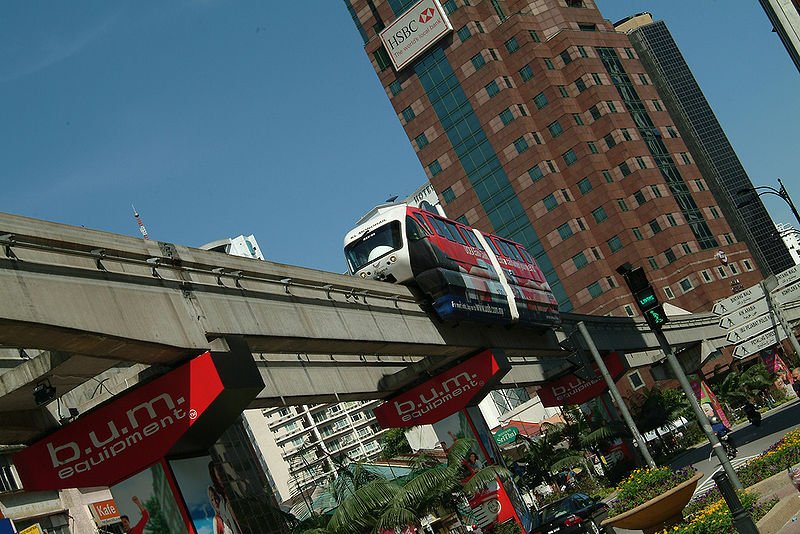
left=379, top=0, right=453, bottom=71
left=90, top=499, right=121, bottom=526
left=170, top=455, right=243, bottom=534
left=373, top=350, right=509, bottom=428
left=537, top=352, right=625, bottom=407
left=110, top=461, right=189, bottom=534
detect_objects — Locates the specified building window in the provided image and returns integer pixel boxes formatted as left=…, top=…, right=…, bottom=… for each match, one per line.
left=667, top=213, right=677, bottom=226
left=636, top=156, right=647, bottom=169
left=563, top=149, right=577, bottom=166
left=652, top=99, right=663, bottom=111
left=578, top=45, right=588, bottom=58
left=648, top=256, right=658, bottom=269
left=578, top=177, right=592, bottom=194
left=608, top=235, right=623, bottom=253
left=634, top=190, right=646, bottom=205
left=617, top=199, right=628, bottom=212
left=679, top=278, right=693, bottom=293
left=591, top=73, right=602, bottom=85
left=743, top=259, right=754, bottom=271
left=485, top=80, right=500, bottom=97
left=429, top=160, right=442, bottom=176
left=624, top=304, right=635, bottom=317
left=573, top=252, right=588, bottom=269
left=374, top=48, right=392, bottom=71
left=587, top=281, right=603, bottom=298
left=619, top=162, right=631, bottom=177
left=664, top=248, right=677, bottom=264
left=695, top=179, right=706, bottom=191
left=604, top=133, right=616, bottom=149
left=681, top=242, right=691, bottom=254
left=519, top=64, right=534, bottom=82
left=710, top=207, right=720, bottom=218
left=651, top=185, right=663, bottom=198
left=529, top=30, right=541, bottom=42
left=529, top=165, right=543, bottom=182
left=503, top=75, right=513, bottom=88
left=701, top=270, right=712, bottom=282
left=628, top=370, right=645, bottom=390
left=587, top=141, right=598, bottom=154
left=561, top=188, right=572, bottom=201
left=573, top=113, right=584, bottom=125
left=575, top=77, right=587, bottom=92
left=545, top=58, right=555, bottom=70
left=592, top=207, right=608, bottom=223
left=488, top=48, right=499, bottom=60
left=717, top=266, right=728, bottom=278
left=505, top=37, right=520, bottom=53
left=532, top=132, right=543, bottom=144
left=667, top=126, right=678, bottom=138
left=518, top=104, right=528, bottom=117
left=475, top=21, right=485, bottom=33
left=649, top=219, right=662, bottom=234
left=589, top=105, right=601, bottom=120
left=621, top=128, right=632, bottom=141
left=681, top=152, right=691, bottom=164
left=560, top=49, right=572, bottom=65
left=632, top=227, right=643, bottom=240
left=576, top=218, right=586, bottom=231
left=606, top=101, right=617, bottom=113
left=579, top=23, right=597, bottom=31
left=548, top=121, right=563, bottom=138
left=602, top=170, right=613, bottom=183
left=664, top=286, right=675, bottom=299
left=567, top=0, right=585, bottom=6
left=724, top=233, right=734, bottom=245
left=442, top=187, right=456, bottom=203
left=638, top=73, right=649, bottom=85
left=542, top=193, right=558, bottom=211
left=590, top=246, right=601, bottom=260
left=456, top=215, right=469, bottom=225
left=546, top=160, right=556, bottom=173
left=558, top=85, right=569, bottom=97
left=514, top=137, right=529, bottom=153
left=557, top=223, right=573, bottom=240
left=471, top=53, right=486, bottom=70
left=389, top=80, right=402, bottom=96
left=499, top=108, right=514, bottom=125
left=624, top=47, right=635, bottom=59
left=415, top=133, right=429, bottom=149
left=402, top=106, right=415, bottom=122
left=533, top=92, right=548, bottom=109
left=443, top=0, right=457, bottom=14
left=457, top=25, right=472, bottom=42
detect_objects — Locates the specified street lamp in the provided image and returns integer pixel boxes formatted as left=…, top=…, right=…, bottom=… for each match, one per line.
left=736, top=178, right=800, bottom=226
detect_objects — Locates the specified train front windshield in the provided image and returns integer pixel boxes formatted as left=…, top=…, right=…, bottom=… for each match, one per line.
left=345, top=221, right=402, bottom=272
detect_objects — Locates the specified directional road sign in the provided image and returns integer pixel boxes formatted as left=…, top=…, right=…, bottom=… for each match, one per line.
left=712, top=284, right=765, bottom=316
left=733, top=326, right=788, bottom=359
left=776, top=264, right=800, bottom=289
left=718, top=298, right=770, bottom=330
left=772, top=282, right=800, bottom=306
left=726, top=312, right=779, bottom=343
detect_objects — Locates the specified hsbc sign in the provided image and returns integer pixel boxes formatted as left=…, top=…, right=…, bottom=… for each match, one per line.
left=374, top=350, right=509, bottom=428
left=380, top=0, right=453, bottom=71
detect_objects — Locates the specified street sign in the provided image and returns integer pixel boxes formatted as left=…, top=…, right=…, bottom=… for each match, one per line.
left=718, top=298, right=770, bottom=330
left=733, top=326, right=787, bottom=359
left=776, top=264, right=800, bottom=289
left=493, top=427, right=519, bottom=446
left=772, top=281, right=800, bottom=305
left=726, top=312, right=779, bottom=343
left=712, top=284, right=764, bottom=315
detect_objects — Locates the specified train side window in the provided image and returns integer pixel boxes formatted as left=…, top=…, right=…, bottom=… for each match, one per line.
left=499, top=240, right=524, bottom=261
left=462, top=228, right=483, bottom=249
left=444, top=221, right=467, bottom=245
left=486, top=237, right=502, bottom=256
left=405, top=216, right=427, bottom=241
left=426, top=216, right=449, bottom=238
left=518, top=247, right=534, bottom=263
left=413, top=215, right=432, bottom=235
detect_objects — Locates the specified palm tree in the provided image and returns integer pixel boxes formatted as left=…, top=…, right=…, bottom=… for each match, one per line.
left=326, top=438, right=511, bottom=534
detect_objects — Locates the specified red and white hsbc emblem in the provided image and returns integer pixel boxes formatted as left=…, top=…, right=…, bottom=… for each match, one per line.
left=374, top=350, right=509, bottom=428
left=14, top=352, right=224, bottom=490
left=419, top=7, right=435, bottom=23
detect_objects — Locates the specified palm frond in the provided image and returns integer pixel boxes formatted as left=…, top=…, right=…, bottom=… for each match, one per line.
left=328, top=479, right=400, bottom=534
left=462, top=465, right=512, bottom=494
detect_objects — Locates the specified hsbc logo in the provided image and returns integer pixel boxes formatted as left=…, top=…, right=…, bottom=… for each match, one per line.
left=419, top=7, right=435, bottom=23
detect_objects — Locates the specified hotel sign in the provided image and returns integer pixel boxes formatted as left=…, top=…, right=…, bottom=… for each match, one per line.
left=379, top=0, right=453, bottom=71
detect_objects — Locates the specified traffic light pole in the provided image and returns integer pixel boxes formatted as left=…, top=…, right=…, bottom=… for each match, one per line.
left=576, top=322, right=656, bottom=468
left=651, top=328, right=743, bottom=490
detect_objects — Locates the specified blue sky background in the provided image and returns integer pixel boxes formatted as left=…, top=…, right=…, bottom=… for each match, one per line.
left=1, top=1, right=798, bottom=273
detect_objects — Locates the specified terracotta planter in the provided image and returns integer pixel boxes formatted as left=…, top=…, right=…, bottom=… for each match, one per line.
left=601, top=472, right=703, bottom=534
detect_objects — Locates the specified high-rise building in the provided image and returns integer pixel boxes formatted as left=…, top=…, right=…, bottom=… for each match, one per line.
left=344, top=0, right=763, bottom=316
left=759, top=0, right=800, bottom=72
left=777, top=222, right=800, bottom=264
left=615, top=12, right=794, bottom=276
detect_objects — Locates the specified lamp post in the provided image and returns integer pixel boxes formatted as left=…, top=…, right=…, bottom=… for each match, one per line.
left=736, top=178, right=800, bottom=226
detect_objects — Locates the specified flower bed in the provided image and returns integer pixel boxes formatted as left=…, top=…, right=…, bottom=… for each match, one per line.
left=608, top=467, right=697, bottom=517
left=658, top=491, right=777, bottom=533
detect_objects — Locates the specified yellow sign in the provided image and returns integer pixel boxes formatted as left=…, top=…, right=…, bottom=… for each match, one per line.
left=19, top=525, right=44, bottom=534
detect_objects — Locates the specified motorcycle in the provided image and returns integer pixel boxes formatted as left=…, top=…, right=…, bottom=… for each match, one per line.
left=717, top=432, right=737, bottom=459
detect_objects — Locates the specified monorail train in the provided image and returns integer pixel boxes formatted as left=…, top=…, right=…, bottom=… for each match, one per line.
left=344, top=202, right=560, bottom=327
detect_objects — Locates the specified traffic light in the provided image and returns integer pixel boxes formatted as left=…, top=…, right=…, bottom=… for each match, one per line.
left=621, top=266, right=669, bottom=330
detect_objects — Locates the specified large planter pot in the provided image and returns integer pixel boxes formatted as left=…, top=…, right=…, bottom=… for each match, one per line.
left=601, top=472, right=703, bottom=534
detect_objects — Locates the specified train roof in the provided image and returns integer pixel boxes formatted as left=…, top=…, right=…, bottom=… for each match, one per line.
left=353, top=202, right=407, bottom=226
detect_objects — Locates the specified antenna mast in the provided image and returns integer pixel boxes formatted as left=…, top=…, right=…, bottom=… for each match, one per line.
left=132, top=204, right=150, bottom=240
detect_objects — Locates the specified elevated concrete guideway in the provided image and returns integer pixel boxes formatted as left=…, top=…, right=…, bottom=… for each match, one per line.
left=1, top=212, right=797, bottom=444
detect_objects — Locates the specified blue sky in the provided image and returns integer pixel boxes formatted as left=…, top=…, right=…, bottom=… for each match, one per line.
left=1, top=1, right=797, bottom=273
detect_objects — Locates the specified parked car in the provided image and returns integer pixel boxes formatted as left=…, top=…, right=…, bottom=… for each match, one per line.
left=531, top=492, right=609, bottom=534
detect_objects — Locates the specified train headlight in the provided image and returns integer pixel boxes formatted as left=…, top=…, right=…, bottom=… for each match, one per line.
left=360, top=272, right=367, bottom=278
left=389, top=255, right=396, bottom=263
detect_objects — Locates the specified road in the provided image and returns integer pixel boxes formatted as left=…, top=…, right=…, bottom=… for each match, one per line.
left=610, top=398, right=800, bottom=533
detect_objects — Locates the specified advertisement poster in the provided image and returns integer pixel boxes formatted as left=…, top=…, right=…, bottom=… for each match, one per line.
left=110, top=462, right=188, bottom=534
left=170, top=456, right=243, bottom=534
left=691, top=380, right=730, bottom=428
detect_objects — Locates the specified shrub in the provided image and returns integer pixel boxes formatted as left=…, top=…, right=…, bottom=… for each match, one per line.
left=662, top=490, right=776, bottom=533
left=608, top=466, right=696, bottom=516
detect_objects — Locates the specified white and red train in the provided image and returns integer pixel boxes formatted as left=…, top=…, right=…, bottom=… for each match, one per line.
left=344, top=202, right=560, bottom=327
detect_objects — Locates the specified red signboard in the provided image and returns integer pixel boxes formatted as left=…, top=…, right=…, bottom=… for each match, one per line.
left=538, top=352, right=624, bottom=407
left=373, top=350, right=509, bottom=428
left=90, top=499, right=120, bottom=525
left=15, top=352, right=224, bottom=490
